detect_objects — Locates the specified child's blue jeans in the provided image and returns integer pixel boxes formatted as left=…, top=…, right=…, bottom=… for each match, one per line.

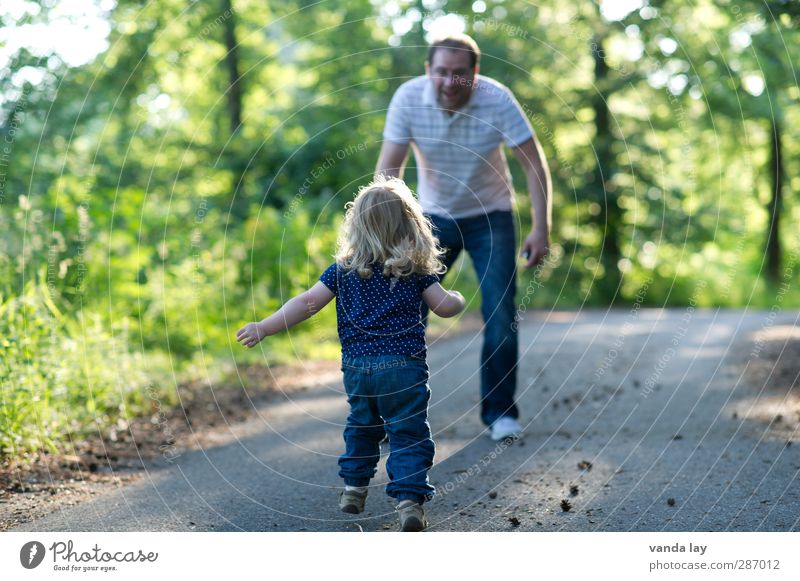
left=338, top=354, right=435, bottom=505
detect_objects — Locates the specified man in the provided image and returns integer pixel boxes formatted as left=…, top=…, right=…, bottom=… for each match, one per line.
left=375, top=33, right=552, bottom=441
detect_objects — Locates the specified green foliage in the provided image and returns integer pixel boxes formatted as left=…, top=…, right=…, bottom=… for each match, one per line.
left=0, top=277, right=175, bottom=457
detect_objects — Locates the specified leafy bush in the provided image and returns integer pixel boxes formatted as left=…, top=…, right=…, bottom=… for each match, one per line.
left=0, top=277, right=174, bottom=457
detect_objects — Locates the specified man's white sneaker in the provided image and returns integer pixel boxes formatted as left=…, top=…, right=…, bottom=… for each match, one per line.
left=490, top=417, right=522, bottom=441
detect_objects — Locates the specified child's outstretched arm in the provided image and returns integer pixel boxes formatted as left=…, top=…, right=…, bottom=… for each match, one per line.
left=423, top=282, right=466, bottom=318
left=236, top=282, right=335, bottom=348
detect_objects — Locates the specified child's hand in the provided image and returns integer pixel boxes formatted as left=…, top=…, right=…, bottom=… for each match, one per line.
left=236, top=322, right=267, bottom=348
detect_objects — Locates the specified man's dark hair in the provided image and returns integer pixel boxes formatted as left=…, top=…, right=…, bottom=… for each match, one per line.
left=427, top=34, right=480, bottom=69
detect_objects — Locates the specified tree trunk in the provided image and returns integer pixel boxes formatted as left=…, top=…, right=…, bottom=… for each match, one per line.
left=222, top=0, right=242, bottom=135
left=765, top=117, right=783, bottom=282
left=591, top=33, right=622, bottom=302
left=220, top=0, right=249, bottom=220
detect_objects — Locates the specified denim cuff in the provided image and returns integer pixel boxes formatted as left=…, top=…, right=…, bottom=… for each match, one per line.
left=392, top=491, right=428, bottom=505
left=343, top=477, right=371, bottom=487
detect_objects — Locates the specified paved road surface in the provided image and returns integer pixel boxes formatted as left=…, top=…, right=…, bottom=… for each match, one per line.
left=14, top=309, right=800, bottom=531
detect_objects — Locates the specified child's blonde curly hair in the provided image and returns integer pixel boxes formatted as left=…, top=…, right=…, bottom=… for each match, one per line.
left=335, top=175, right=446, bottom=279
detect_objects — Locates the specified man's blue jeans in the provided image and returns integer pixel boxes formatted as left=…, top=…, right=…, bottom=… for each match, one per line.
left=425, top=210, right=519, bottom=426
left=338, top=355, right=435, bottom=505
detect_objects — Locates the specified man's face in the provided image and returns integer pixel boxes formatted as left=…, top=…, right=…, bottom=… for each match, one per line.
left=425, top=48, right=477, bottom=111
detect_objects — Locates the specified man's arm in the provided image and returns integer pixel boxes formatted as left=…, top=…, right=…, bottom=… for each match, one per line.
left=236, top=282, right=335, bottom=348
left=512, top=136, right=552, bottom=268
left=375, top=141, right=409, bottom=179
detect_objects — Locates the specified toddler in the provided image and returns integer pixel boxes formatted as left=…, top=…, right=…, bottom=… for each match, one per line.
left=236, top=176, right=465, bottom=531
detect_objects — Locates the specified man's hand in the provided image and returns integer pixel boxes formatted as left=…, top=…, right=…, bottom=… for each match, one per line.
left=236, top=322, right=268, bottom=348
left=520, top=230, right=550, bottom=268
left=512, top=138, right=552, bottom=269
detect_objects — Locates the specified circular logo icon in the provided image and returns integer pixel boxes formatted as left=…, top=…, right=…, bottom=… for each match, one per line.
left=20, top=541, right=46, bottom=569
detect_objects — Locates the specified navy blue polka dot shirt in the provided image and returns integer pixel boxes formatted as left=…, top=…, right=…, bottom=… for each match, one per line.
left=319, top=262, right=439, bottom=359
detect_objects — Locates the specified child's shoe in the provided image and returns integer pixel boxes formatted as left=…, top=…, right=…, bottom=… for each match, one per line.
left=339, top=487, right=368, bottom=514
left=396, top=500, right=428, bottom=531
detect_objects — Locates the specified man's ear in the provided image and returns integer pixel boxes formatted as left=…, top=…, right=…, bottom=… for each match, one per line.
left=425, top=61, right=430, bottom=76
left=474, top=64, right=480, bottom=77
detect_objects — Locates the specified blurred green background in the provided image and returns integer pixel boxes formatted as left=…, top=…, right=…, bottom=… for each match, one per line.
left=1, top=0, right=799, bottom=457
